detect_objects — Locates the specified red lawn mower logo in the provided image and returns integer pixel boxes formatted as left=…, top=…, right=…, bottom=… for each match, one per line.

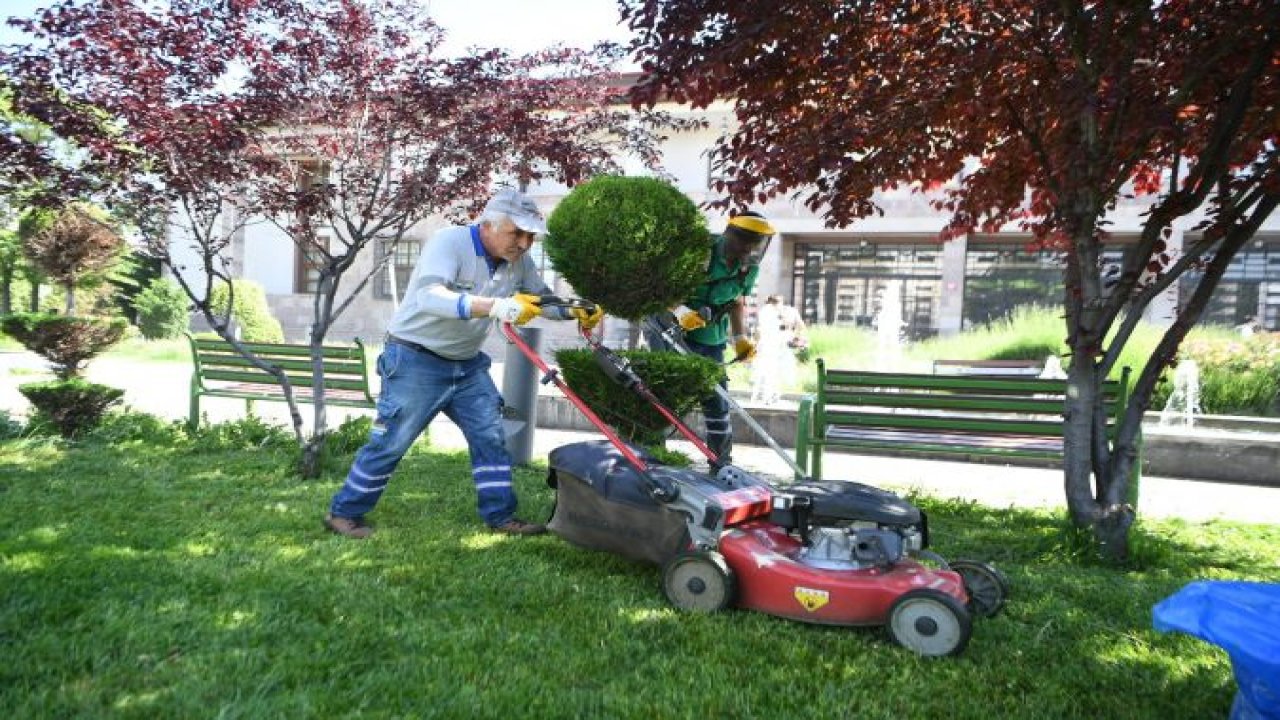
left=794, top=586, right=831, bottom=612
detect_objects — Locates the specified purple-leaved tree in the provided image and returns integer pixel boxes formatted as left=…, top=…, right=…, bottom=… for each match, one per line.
left=5, top=0, right=694, bottom=475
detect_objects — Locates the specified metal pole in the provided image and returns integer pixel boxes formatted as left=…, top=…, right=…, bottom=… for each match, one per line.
left=501, top=325, right=541, bottom=465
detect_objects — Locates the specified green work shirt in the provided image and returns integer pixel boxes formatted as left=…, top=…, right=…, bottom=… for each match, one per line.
left=683, top=235, right=759, bottom=346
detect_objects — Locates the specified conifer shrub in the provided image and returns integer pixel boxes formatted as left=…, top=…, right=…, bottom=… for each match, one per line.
left=209, top=280, right=284, bottom=342
left=20, top=378, right=125, bottom=437
left=544, top=175, right=710, bottom=319
left=555, top=348, right=722, bottom=447
left=133, top=277, right=191, bottom=340
left=1, top=312, right=128, bottom=379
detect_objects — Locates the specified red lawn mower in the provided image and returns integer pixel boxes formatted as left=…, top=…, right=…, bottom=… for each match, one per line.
left=501, top=298, right=1008, bottom=657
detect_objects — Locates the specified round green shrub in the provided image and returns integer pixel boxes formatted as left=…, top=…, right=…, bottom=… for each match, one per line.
left=19, top=378, right=125, bottom=437
left=209, top=280, right=284, bottom=342
left=544, top=176, right=710, bottom=319
left=554, top=347, right=722, bottom=447
left=133, top=277, right=191, bottom=340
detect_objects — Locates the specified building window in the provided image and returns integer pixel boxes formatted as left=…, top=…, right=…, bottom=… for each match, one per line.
left=791, top=240, right=944, bottom=339
left=963, top=244, right=1066, bottom=328
left=1179, top=234, right=1280, bottom=330
left=292, top=158, right=333, bottom=295
left=375, top=237, right=421, bottom=300
left=295, top=231, right=331, bottom=294
left=296, top=159, right=331, bottom=193
left=963, top=240, right=1125, bottom=329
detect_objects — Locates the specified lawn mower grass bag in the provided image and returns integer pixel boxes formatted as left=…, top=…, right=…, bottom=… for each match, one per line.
left=546, top=440, right=712, bottom=565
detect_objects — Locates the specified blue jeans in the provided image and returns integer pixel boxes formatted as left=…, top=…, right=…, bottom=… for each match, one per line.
left=329, top=342, right=519, bottom=527
left=684, top=338, right=732, bottom=465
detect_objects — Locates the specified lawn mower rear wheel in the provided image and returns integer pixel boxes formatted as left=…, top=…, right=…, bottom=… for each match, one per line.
left=950, top=559, right=1010, bottom=618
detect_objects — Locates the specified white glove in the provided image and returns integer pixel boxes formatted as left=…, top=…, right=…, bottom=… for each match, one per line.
left=488, top=293, right=541, bottom=325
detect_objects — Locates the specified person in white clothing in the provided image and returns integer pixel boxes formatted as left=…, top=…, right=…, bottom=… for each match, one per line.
left=750, top=294, right=795, bottom=405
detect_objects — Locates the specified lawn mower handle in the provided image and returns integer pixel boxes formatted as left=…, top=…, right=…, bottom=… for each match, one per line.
left=497, top=318, right=679, bottom=504
left=537, top=294, right=598, bottom=314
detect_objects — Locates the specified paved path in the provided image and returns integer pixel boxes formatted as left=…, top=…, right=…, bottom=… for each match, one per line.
left=3, top=350, right=1277, bottom=524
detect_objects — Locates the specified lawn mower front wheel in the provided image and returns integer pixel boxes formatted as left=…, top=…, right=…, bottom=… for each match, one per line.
left=887, top=589, right=973, bottom=657
left=661, top=551, right=737, bottom=613
left=950, top=559, right=1010, bottom=618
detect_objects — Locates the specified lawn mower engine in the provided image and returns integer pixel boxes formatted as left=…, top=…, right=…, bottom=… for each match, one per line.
left=766, top=478, right=930, bottom=571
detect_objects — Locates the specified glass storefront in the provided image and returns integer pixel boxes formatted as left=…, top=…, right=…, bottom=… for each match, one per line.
left=963, top=241, right=1125, bottom=328
left=963, top=244, right=1066, bottom=328
left=1179, top=234, right=1280, bottom=330
left=791, top=241, right=943, bottom=339
left=789, top=233, right=1280, bottom=337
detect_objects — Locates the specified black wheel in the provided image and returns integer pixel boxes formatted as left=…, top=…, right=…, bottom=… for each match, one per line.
left=887, top=589, right=973, bottom=657
left=950, top=559, right=1010, bottom=618
left=661, top=552, right=736, bottom=612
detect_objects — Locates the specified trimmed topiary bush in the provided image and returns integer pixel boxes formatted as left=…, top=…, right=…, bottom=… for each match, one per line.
left=210, top=280, right=284, bottom=342
left=555, top=347, right=722, bottom=447
left=0, top=312, right=128, bottom=379
left=133, top=277, right=191, bottom=340
left=544, top=175, right=710, bottom=319
left=20, top=378, right=125, bottom=437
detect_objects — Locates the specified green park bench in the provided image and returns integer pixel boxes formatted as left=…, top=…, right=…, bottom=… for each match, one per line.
left=186, top=334, right=376, bottom=428
left=795, top=359, right=1140, bottom=496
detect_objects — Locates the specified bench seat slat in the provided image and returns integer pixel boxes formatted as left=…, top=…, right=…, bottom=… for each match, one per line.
left=824, top=370, right=1123, bottom=397
left=198, top=353, right=366, bottom=374
left=202, top=382, right=374, bottom=405
left=824, top=410, right=1069, bottom=437
left=193, top=338, right=363, bottom=359
left=827, top=426, right=1064, bottom=456
left=200, top=369, right=367, bottom=391
left=824, top=391, right=1066, bottom=414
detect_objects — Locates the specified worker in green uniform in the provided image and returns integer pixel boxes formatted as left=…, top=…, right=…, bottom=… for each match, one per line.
left=645, top=211, right=776, bottom=469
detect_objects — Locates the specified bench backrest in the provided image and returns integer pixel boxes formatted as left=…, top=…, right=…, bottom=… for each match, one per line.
left=188, top=334, right=373, bottom=399
left=814, top=359, right=1130, bottom=439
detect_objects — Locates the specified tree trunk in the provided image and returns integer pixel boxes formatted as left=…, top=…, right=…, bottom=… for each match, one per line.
left=300, top=434, right=325, bottom=479
left=63, top=281, right=76, bottom=315
left=1063, top=358, right=1134, bottom=561
left=0, top=271, right=11, bottom=315
left=298, top=277, right=337, bottom=480
left=28, top=281, right=39, bottom=311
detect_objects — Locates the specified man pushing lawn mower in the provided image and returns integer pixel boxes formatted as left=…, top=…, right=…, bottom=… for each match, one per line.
left=323, top=188, right=602, bottom=540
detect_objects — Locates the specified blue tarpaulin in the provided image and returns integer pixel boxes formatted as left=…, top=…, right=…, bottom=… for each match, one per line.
left=1153, top=581, right=1280, bottom=720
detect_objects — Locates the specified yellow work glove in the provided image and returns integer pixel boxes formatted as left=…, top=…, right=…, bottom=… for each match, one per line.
left=570, top=305, right=605, bottom=330
left=488, top=293, right=542, bottom=325
left=733, top=334, right=757, bottom=362
left=674, top=305, right=706, bottom=331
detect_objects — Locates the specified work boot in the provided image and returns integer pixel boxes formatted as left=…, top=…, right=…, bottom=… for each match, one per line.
left=489, top=518, right=546, bottom=536
left=323, top=513, right=374, bottom=539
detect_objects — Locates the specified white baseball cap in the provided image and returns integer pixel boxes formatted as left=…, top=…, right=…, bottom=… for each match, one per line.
left=484, top=188, right=547, bottom=235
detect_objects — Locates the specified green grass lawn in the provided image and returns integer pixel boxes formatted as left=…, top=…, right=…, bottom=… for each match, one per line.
left=2, top=419, right=1276, bottom=718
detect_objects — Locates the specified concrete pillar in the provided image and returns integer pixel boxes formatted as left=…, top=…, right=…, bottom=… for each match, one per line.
left=502, top=326, right=542, bottom=465
left=937, top=234, right=968, bottom=336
